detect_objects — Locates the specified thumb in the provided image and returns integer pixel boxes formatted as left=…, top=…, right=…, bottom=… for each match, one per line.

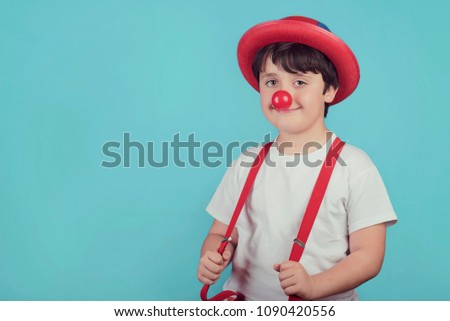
left=273, top=263, right=281, bottom=272
left=222, top=251, right=231, bottom=262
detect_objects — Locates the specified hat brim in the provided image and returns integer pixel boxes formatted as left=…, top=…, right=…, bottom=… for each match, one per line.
left=237, top=19, right=360, bottom=105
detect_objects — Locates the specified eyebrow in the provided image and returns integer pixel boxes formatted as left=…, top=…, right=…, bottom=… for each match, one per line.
left=260, top=71, right=312, bottom=78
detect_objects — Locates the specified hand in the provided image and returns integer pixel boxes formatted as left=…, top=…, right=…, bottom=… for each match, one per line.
left=273, top=260, right=315, bottom=300
left=198, top=246, right=233, bottom=286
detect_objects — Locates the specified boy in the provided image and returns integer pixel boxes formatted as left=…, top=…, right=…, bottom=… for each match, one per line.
left=198, top=16, right=397, bottom=300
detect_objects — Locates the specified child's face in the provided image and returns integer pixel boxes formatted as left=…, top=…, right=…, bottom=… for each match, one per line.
left=259, top=58, right=337, bottom=137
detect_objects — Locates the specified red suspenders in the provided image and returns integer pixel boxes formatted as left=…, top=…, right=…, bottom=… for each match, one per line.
left=201, top=137, right=346, bottom=301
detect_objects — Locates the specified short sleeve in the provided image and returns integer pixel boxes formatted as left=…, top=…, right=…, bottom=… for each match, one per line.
left=346, top=164, right=398, bottom=234
left=206, top=158, right=243, bottom=225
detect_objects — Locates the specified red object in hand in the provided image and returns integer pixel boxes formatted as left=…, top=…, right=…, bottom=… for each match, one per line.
left=271, top=90, right=292, bottom=110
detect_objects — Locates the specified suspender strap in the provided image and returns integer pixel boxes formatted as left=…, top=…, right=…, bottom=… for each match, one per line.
left=201, top=142, right=273, bottom=301
left=200, top=137, right=346, bottom=301
left=288, top=137, right=346, bottom=301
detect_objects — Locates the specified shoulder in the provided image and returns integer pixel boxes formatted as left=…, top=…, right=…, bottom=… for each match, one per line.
left=340, top=142, right=373, bottom=166
left=338, top=141, right=378, bottom=181
left=336, top=141, right=397, bottom=231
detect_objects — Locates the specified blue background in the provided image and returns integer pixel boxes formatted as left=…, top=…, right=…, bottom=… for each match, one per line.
left=1, top=0, right=449, bottom=300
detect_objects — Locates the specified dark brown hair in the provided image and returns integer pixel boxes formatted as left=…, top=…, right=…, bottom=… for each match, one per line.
left=251, top=42, right=339, bottom=117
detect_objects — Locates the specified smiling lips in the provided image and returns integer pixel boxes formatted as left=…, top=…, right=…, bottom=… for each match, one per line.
left=270, top=105, right=302, bottom=113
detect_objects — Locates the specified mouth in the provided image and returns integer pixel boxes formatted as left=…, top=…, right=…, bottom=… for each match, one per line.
left=269, top=106, right=302, bottom=113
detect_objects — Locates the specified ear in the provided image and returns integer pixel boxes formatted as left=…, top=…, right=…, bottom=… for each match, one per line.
left=324, top=86, right=338, bottom=103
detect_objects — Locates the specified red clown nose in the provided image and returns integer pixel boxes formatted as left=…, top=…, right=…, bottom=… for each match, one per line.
left=271, top=90, right=292, bottom=110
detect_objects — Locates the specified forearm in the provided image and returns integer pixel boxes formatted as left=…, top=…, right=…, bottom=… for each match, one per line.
left=307, top=224, right=386, bottom=300
left=201, top=233, right=225, bottom=256
left=201, top=233, right=236, bottom=261
left=309, top=249, right=383, bottom=300
left=201, top=220, right=238, bottom=258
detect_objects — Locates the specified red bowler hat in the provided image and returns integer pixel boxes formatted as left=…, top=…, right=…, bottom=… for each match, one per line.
left=237, top=16, right=360, bottom=105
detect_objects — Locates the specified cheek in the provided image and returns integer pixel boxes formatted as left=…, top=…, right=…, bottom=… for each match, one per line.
left=293, top=90, right=323, bottom=110
left=292, top=92, right=309, bottom=105
left=260, top=91, right=273, bottom=108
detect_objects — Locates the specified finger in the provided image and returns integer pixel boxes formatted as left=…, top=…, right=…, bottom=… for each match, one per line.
left=206, top=251, right=224, bottom=265
left=198, top=267, right=221, bottom=283
left=278, top=269, right=295, bottom=282
left=280, top=276, right=297, bottom=290
left=198, top=272, right=219, bottom=286
left=283, top=284, right=299, bottom=296
left=202, top=259, right=224, bottom=275
left=279, top=260, right=297, bottom=272
left=222, top=250, right=231, bottom=262
left=200, top=254, right=224, bottom=274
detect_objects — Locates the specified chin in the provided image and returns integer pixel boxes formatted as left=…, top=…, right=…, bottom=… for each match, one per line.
left=270, top=120, right=305, bottom=134
left=276, top=126, right=307, bottom=136
left=280, top=128, right=307, bottom=136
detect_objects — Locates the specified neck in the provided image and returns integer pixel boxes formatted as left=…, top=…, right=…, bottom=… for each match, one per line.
left=276, top=127, right=332, bottom=155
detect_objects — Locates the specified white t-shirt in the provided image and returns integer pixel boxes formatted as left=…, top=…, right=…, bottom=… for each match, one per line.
left=206, top=133, right=397, bottom=301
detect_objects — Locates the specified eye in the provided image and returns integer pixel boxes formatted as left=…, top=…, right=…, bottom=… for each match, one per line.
left=265, top=79, right=277, bottom=87
left=294, top=80, right=306, bottom=86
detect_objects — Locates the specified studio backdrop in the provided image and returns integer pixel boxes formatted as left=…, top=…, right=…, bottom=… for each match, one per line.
left=1, top=0, right=449, bottom=300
